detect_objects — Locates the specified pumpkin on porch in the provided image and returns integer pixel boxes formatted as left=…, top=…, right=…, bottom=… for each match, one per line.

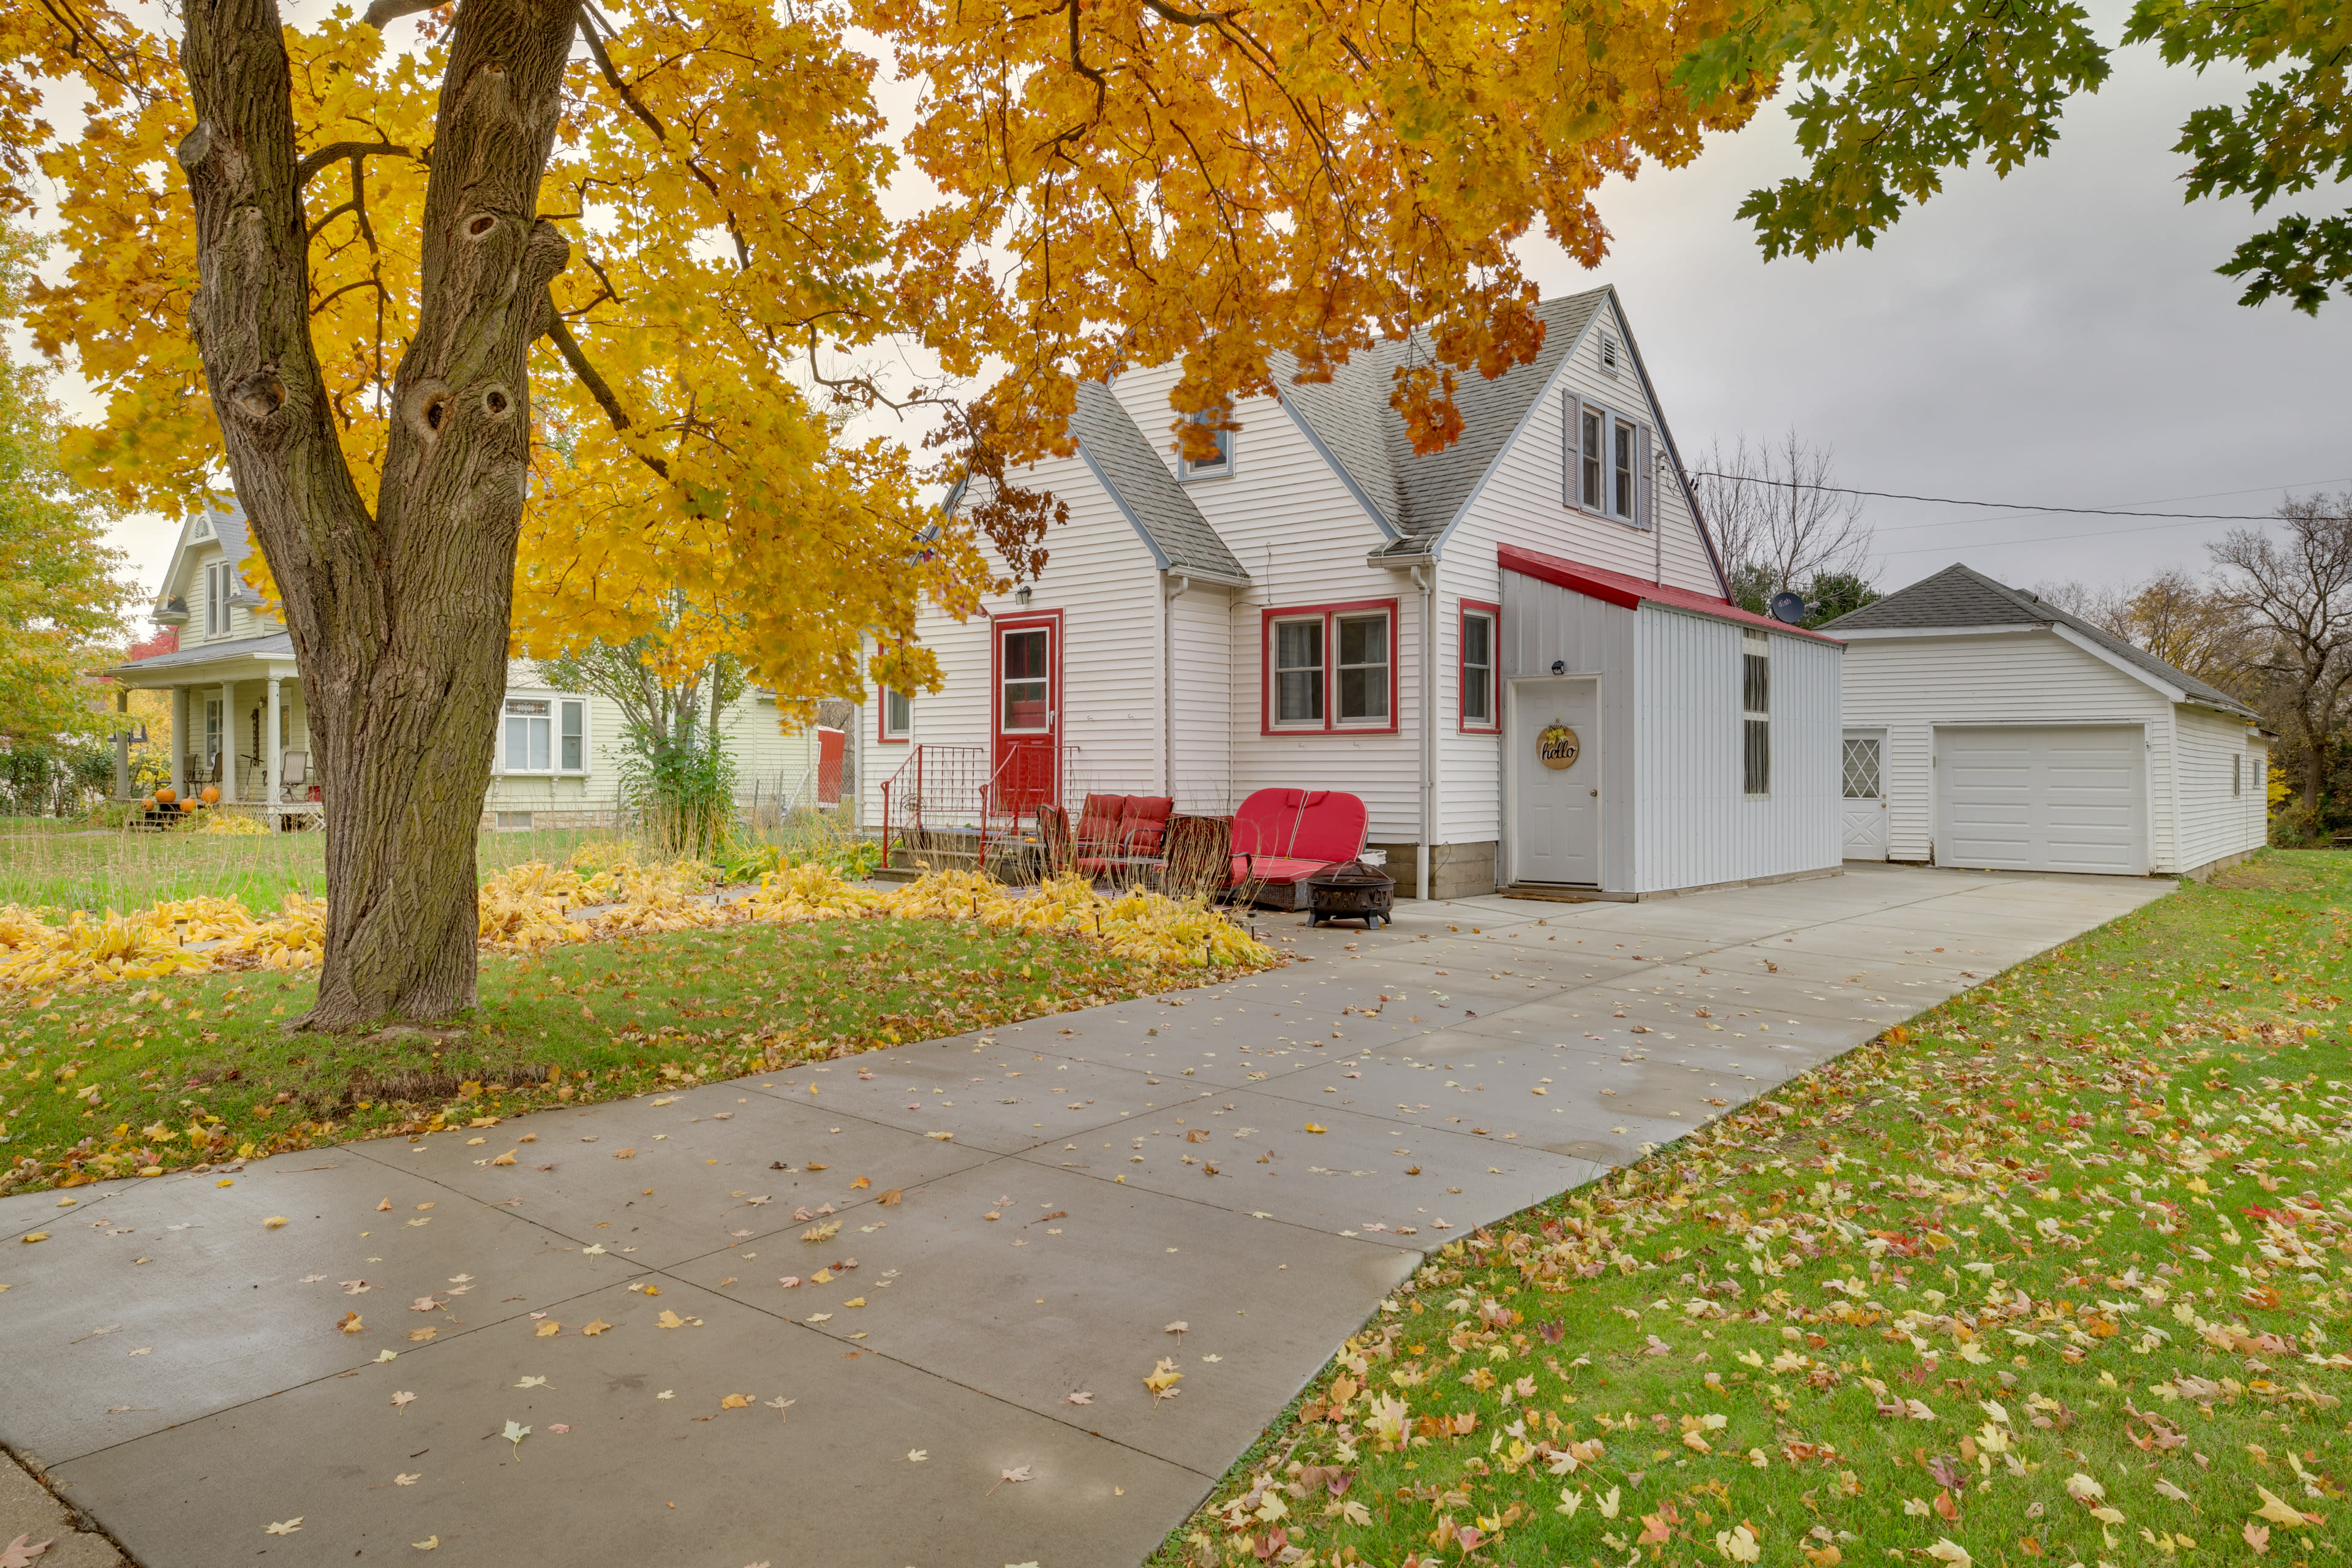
left=179, top=799, right=198, bottom=813
left=139, top=796, right=157, bottom=813
left=155, top=788, right=177, bottom=805
left=200, top=786, right=221, bottom=805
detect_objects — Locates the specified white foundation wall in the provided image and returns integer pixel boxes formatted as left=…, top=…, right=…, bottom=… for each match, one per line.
left=857, top=453, right=1169, bottom=829
left=2173, top=706, right=2269, bottom=872
left=1632, top=608, right=1842, bottom=893
left=1839, top=633, right=2176, bottom=867
left=1111, top=362, right=1425, bottom=842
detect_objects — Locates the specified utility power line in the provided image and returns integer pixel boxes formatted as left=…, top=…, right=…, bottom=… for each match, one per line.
left=1683, top=471, right=2325, bottom=523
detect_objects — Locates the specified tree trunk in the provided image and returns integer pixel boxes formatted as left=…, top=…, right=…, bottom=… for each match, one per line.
left=178, top=0, right=576, bottom=1028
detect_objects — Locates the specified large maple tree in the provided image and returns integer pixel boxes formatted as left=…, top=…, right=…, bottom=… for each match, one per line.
left=5, top=0, right=1793, bottom=1029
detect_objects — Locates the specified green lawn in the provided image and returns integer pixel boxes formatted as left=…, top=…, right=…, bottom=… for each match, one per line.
left=1156, top=852, right=2351, bottom=1568
left=0, top=820, right=627, bottom=916
left=1, top=915, right=1231, bottom=1194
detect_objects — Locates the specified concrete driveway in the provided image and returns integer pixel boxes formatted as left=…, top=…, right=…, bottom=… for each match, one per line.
left=0, top=864, right=2169, bottom=1567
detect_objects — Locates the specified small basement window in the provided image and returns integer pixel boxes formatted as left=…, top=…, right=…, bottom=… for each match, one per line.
left=1742, top=629, right=1771, bottom=796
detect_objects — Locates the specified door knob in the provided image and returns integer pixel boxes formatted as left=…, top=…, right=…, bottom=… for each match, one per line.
left=1589, top=788, right=1599, bottom=797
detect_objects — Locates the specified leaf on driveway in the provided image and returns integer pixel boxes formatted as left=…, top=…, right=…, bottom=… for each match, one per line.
left=337, top=1311, right=364, bottom=1333
left=411, top=1537, right=439, bottom=1551
left=390, top=1391, right=416, bottom=1411
left=581, top=1319, right=612, bottom=1336
left=720, top=1394, right=752, bottom=1409
left=263, top=1520, right=301, bottom=1536
left=263, top=1216, right=289, bottom=1229
left=393, top=1474, right=420, bottom=1487
left=514, top=1376, right=549, bottom=1389
left=1, top=1534, right=53, bottom=1566
left=801, top=1221, right=841, bottom=1243
left=1063, top=1391, right=1093, bottom=1405
left=502, top=1420, right=529, bottom=1457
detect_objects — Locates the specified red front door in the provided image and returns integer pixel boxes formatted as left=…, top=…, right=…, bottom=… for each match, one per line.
left=992, top=614, right=1060, bottom=818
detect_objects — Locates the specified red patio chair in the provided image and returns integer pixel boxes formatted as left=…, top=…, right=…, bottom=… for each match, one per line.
left=1227, top=788, right=1368, bottom=910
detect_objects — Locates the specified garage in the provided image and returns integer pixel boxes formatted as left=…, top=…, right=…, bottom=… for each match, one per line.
left=1825, top=565, right=2271, bottom=880
left=1933, top=724, right=2146, bottom=873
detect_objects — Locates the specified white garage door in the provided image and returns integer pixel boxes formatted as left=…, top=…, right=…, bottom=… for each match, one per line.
left=1934, top=725, right=2147, bottom=874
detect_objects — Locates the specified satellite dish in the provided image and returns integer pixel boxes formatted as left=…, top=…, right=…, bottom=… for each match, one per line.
left=1768, top=590, right=1808, bottom=626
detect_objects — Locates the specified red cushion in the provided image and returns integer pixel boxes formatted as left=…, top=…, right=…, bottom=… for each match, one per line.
left=1077, top=793, right=1128, bottom=846
left=1227, top=854, right=1331, bottom=888
left=1230, top=788, right=1303, bottom=857
left=1118, top=796, right=1175, bottom=854
left=1289, top=791, right=1368, bottom=863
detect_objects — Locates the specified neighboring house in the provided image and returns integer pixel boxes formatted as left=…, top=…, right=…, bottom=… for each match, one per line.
left=861, top=287, right=1847, bottom=900
left=110, top=500, right=830, bottom=828
left=1822, top=564, right=2270, bottom=878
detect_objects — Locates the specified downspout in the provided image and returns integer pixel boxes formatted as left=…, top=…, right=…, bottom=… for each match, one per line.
left=1412, top=564, right=1434, bottom=900
left=1162, top=575, right=1189, bottom=796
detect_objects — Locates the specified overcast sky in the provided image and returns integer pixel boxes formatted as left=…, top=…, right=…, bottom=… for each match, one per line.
left=1554, top=25, right=2352, bottom=595
left=79, top=7, right=2352, bottom=604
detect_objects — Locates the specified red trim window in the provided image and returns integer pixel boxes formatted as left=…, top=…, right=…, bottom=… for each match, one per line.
left=876, top=684, right=911, bottom=743
left=1261, top=598, right=1400, bottom=735
left=1458, top=600, right=1500, bottom=734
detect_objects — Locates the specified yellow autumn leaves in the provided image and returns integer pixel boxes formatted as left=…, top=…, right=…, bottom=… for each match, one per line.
left=0, top=855, right=1273, bottom=995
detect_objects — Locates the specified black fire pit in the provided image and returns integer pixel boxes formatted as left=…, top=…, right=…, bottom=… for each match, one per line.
left=1305, top=859, right=1394, bottom=929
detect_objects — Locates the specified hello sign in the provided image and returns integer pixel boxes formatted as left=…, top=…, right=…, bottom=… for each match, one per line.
left=1536, top=724, right=1581, bottom=771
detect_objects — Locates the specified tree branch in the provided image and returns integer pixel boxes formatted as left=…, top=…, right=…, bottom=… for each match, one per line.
left=360, top=0, right=447, bottom=31
left=573, top=16, right=750, bottom=268
left=296, top=140, right=413, bottom=188
left=542, top=306, right=671, bottom=480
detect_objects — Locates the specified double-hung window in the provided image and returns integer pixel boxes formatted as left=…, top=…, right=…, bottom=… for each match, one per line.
left=1566, top=396, right=1651, bottom=527
left=1741, top=629, right=1771, bottom=796
left=1264, top=600, right=1398, bottom=733
left=504, top=695, right=588, bottom=775
left=879, top=685, right=912, bottom=741
left=1459, top=601, right=1499, bottom=733
left=203, top=561, right=233, bottom=637
left=1177, top=410, right=1233, bottom=481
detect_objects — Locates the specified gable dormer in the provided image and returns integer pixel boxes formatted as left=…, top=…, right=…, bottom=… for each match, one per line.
left=155, top=496, right=269, bottom=644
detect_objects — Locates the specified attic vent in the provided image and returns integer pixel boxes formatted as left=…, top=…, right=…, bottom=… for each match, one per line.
left=191, top=515, right=214, bottom=540
left=1599, top=335, right=1619, bottom=375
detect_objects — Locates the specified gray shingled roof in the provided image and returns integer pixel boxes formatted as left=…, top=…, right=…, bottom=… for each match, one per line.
left=112, top=630, right=295, bottom=676
left=1068, top=382, right=1249, bottom=581
left=1276, top=289, right=1608, bottom=539
left=1822, top=563, right=2255, bottom=717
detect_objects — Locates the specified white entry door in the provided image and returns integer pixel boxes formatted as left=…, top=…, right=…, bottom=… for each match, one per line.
left=1511, top=678, right=1600, bottom=885
left=1934, top=724, right=2147, bottom=874
left=1841, top=729, right=1888, bottom=860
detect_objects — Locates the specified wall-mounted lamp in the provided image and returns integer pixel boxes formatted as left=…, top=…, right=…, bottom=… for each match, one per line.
left=1014, top=584, right=1033, bottom=608
left=1550, top=659, right=1566, bottom=676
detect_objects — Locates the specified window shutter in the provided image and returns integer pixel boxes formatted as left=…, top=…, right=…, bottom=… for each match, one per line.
left=1636, top=424, right=1654, bottom=530
left=1561, top=392, right=1580, bottom=507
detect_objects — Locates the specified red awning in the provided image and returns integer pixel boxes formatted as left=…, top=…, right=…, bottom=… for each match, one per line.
left=1497, top=545, right=1845, bottom=645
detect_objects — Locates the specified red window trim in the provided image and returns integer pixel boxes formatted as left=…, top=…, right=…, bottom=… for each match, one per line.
left=1458, top=598, right=1501, bottom=734
left=876, top=682, right=911, bottom=744
left=1259, top=597, right=1401, bottom=736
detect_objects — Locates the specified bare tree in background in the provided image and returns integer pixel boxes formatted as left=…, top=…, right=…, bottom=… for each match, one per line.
left=2210, top=492, right=2352, bottom=829
left=1694, top=431, right=1875, bottom=611
left=2029, top=569, right=2258, bottom=691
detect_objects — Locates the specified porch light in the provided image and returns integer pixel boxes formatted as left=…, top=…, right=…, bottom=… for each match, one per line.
left=1014, top=584, right=1032, bottom=607
left=1551, top=659, right=1566, bottom=675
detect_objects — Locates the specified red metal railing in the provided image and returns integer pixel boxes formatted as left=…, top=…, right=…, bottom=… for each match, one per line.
left=878, top=743, right=1077, bottom=876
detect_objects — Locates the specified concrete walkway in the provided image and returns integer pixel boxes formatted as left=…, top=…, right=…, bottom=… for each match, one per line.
left=0, top=864, right=2168, bottom=1567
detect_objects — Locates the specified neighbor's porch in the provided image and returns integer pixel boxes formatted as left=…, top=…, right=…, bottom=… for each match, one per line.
left=110, top=634, right=320, bottom=827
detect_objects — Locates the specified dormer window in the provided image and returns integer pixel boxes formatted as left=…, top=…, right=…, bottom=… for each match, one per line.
left=1176, top=411, right=1233, bottom=481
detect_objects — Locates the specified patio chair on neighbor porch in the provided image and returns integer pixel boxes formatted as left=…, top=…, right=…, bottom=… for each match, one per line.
left=1072, top=794, right=1175, bottom=880
left=279, top=750, right=311, bottom=802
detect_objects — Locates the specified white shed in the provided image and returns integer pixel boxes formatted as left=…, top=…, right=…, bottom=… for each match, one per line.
left=1823, top=564, right=2271, bottom=878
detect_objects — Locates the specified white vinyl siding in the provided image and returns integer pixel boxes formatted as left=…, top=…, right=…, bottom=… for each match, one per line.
left=1112, top=361, right=1422, bottom=843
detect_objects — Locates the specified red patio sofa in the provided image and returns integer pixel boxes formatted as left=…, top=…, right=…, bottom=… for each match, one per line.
left=1227, top=788, right=1369, bottom=910
left=1073, top=793, right=1175, bottom=875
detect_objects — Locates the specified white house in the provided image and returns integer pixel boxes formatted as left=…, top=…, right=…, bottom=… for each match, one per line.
left=1823, top=564, right=2271, bottom=877
left=860, top=286, right=1847, bottom=900
left=110, top=499, right=831, bottom=829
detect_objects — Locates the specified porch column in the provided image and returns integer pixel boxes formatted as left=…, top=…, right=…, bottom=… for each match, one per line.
left=265, top=676, right=283, bottom=815
left=217, top=682, right=236, bottom=802
left=113, top=692, right=131, bottom=799
left=169, top=687, right=188, bottom=797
